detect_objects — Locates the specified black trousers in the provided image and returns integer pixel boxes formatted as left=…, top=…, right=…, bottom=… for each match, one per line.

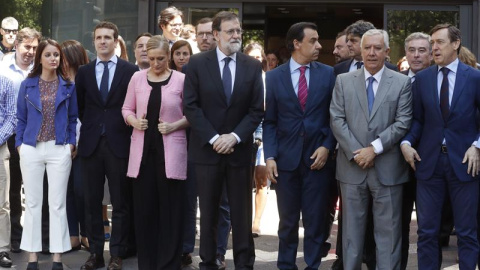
left=196, top=161, right=255, bottom=270
left=401, top=170, right=416, bottom=270
left=7, top=136, right=23, bottom=243
left=82, top=137, right=131, bottom=257
left=133, top=151, right=184, bottom=270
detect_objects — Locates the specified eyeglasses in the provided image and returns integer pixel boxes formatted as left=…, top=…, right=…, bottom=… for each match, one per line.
left=168, top=23, right=184, bottom=28
left=2, top=28, right=18, bottom=34
left=222, top=28, right=244, bottom=36
left=197, top=32, right=213, bottom=38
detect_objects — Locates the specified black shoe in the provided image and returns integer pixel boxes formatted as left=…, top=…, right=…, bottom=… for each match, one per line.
left=80, top=254, right=105, bottom=270
left=321, top=242, right=331, bottom=258
left=26, top=261, right=39, bottom=270
left=181, top=253, right=192, bottom=267
left=107, top=256, right=122, bottom=270
left=52, top=262, right=64, bottom=270
left=216, top=254, right=226, bottom=270
left=0, top=251, right=12, bottom=268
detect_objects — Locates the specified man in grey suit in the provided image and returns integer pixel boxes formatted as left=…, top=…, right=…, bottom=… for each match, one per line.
left=330, top=29, right=412, bottom=270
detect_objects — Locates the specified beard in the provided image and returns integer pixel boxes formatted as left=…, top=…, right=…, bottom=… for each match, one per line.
left=220, top=39, right=242, bottom=55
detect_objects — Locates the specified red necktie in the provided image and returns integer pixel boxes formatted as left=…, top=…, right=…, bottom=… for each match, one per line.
left=298, top=66, right=308, bottom=111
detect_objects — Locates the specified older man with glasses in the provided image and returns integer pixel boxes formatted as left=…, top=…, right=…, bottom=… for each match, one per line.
left=0, top=17, right=18, bottom=61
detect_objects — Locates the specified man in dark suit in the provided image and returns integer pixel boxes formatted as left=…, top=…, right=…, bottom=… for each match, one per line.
left=75, top=21, right=137, bottom=270
left=331, top=20, right=398, bottom=270
left=400, top=32, right=432, bottom=270
left=183, top=11, right=264, bottom=270
left=401, top=23, right=480, bottom=270
left=263, top=22, right=336, bottom=269
left=330, top=29, right=412, bottom=270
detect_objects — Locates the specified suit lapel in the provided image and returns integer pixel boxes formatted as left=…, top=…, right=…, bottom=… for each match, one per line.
left=450, top=62, right=468, bottom=114
left=280, top=61, right=303, bottom=112
left=353, top=69, right=369, bottom=120
left=90, top=61, right=104, bottom=105
left=369, top=68, right=394, bottom=120
left=231, top=53, right=245, bottom=106
left=305, top=62, right=321, bottom=113
left=107, top=59, right=125, bottom=102
left=205, top=50, right=226, bottom=105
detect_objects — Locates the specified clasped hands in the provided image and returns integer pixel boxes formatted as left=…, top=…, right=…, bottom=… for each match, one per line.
left=213, top=134, right=237, bottom=154
left=353, top=146, right=376, bottom=169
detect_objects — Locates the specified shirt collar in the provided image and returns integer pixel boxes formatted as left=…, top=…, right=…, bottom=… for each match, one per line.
left=407, top=69, right=416, bottom=78
left=438, top=57, right=459, bottom=74
left=96, top=54, right=118, bottom=65
left=289, top=57, right=310, bottom=74
left=216, top=47, right=237, bottom=63
left=364, top=65, right=385, bottom=83
left=6, top=53, right=33, bottom=73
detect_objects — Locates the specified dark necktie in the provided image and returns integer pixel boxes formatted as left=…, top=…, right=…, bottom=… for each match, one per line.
left=99, top=61, right=110, bottom=103
left=222, top=57, right=232, bottom=104
left=356, top=61, right=364, bottom=69
left=298, top=66, right=308, bottom=111
left=440, top=67, right=450, bottom=122
left=366, top=76, right=375, bottom=115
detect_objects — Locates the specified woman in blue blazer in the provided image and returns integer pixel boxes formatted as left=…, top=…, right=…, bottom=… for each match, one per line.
left=16, top=39, right=78, bottom=270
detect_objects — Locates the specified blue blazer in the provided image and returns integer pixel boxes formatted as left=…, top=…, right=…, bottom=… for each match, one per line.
left=16, top=75, right=78, bottom=147
left=403, top=61, right=480, bottom=182
left=263, top=60, right=336, bottom=171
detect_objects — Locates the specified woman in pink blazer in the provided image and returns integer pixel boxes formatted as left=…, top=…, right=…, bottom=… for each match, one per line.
left=122, top=35, right=188, bottom=270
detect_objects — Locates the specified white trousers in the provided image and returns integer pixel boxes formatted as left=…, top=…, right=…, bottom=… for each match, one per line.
left=19, top=141, right=72, bottom=253
left=0, top=143, right=10, bottom=252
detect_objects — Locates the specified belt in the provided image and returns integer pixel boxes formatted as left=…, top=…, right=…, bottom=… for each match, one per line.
left=441, top=145, right=448, bottom=153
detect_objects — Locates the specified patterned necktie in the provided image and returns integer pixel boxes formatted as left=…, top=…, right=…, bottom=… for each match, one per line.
left=366, top=76, right=375, bottom=115
left=99, top=61, right=110, bottom=103
left=298, top=66, right=308, bottom=111
left=222, top=57, right=232, bottom=104
left=356, top=61, right=364, bottom=69
left=440, top=67, right=450, bottom=122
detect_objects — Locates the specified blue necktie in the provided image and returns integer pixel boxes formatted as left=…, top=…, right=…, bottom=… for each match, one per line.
left=99, top=61, right=110, bottom=103
left=440, top=67, right=450, bottom=122
left=222, top=57, right=232, bottom=104
left=367, top=76, right=375, bottom=115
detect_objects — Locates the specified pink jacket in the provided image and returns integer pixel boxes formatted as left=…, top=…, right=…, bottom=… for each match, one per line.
left=122, top=69, right=187, bottom=179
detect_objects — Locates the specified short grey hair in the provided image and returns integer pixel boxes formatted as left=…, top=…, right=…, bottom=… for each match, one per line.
left=361, top=29, right=389, bottom=50
left=1, top=17, right=18, bottom=29
left=404, top=32, right=431, bottom=52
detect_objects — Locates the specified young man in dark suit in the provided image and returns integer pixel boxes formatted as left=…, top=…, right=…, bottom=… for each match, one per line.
left=76, top=21, right=137, bottom=270
left=263, top=22, right=336, bottom=269
left=183, top=11, right=264, bottom=270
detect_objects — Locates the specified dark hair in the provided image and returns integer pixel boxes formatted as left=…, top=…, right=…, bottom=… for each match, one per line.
left=134, top=32, right=152, bottom=48
left=285, top=22, right=317, bottom=53
left=61, top=40, right=89, bottom=75
left=346, top=20, right=375, bottom=38
left=212, top=11, right=239, bottom=32
left=29, top=39, right=68, bottom=81
left=158, top=6, right=183, bottom=28
left=430, top=23, right=462, bottom=54
left=336, top=30, right=347, bottom=40
left=94, top=21, right=119, bottom=40
left=170, top=40, right=192, bottom=70
left=196, top=17, right=213, bottom=32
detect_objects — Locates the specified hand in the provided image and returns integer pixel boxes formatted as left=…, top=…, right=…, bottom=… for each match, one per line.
left=353, top=146, right=376, bottom=169
left=266, top=159, right=278, bottom=184
left=463, top=145, right=480, bottom=177
left=70, top=144, right=77, bottom=159
left=158, top=120, right=176, bottom=135
left=400, top=143, right=421, bottom=171
left=213, top=134, right=237, bottom=154
left=310, top=146, right=329, bottom=170
left=131, top=114, right=148, bottom=131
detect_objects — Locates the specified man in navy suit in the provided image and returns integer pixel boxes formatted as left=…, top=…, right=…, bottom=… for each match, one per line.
left=263, top=22, right=336, bottom=269
left=76, top=21, right=138, bottom=270
left=401, top=23, right=480, bottom=269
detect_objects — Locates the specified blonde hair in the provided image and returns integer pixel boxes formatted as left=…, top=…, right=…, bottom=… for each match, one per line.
left=146, top=35, right=170, bottom=55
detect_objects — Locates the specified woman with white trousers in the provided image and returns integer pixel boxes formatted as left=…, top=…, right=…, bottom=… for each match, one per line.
left=16, top=38, right=78, bottom=270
